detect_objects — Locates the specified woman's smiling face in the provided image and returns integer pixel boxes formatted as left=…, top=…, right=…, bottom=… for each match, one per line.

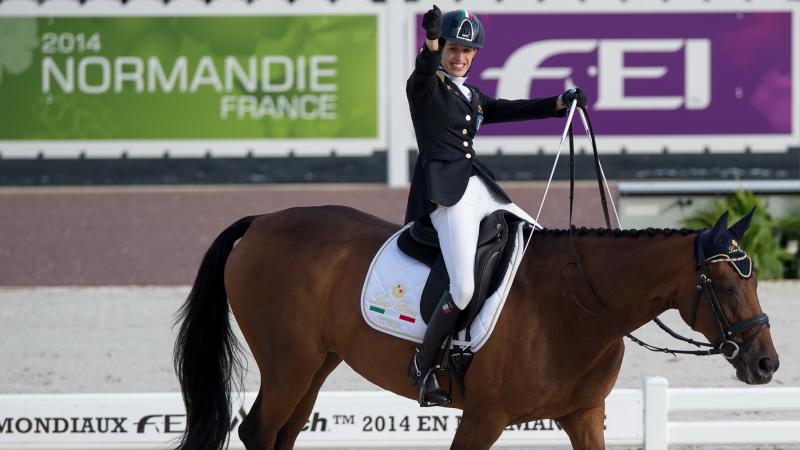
left=442, top=41, right=477, bottom=77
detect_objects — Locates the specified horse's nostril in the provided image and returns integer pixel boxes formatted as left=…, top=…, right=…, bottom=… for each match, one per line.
left=758, top=357, right=775, bottom=374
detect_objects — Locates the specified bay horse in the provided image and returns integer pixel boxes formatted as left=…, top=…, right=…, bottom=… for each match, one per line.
left=173, top=205, right=779, bottom=450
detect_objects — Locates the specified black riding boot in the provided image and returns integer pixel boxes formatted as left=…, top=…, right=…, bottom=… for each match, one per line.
left=408, top=291, right=462, bottom=407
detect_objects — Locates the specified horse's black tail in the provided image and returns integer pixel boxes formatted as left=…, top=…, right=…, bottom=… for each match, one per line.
left=173, top=215, right=255, bottom=450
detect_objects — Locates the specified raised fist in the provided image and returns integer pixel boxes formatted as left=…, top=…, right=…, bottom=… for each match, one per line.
left=422, top=5, right=442, bottom=40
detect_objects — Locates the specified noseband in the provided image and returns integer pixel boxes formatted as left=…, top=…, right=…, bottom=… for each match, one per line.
left=688, top=230, right=771, bottom=360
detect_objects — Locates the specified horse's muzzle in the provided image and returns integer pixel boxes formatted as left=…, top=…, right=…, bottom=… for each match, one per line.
left=735, top=350, right=779, bottom=385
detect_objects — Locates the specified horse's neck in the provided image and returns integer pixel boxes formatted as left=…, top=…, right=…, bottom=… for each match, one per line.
left=527, top=232, right=697, bottom=336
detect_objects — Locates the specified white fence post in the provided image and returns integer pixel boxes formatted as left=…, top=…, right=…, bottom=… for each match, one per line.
left=644, top=376, right=668, bottom=450
left=386, top=0, right=410, bottom=188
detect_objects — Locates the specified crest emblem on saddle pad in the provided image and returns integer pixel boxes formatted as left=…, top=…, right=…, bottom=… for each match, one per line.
left=392, top=284, right=406, bottom=299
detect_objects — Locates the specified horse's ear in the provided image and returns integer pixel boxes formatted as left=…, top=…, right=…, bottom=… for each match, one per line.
left=729, top=207, right=756, bottom=241
left=710, top=210, right=730, bottom=242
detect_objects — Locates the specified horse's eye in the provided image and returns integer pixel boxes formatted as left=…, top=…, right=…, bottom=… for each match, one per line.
left=722, top=286, right=737, bottom=295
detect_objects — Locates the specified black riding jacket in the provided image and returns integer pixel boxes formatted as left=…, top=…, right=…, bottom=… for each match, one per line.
left=404, top=46, right=565, bottom=225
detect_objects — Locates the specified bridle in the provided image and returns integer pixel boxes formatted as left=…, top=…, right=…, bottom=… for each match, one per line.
left=687, top=230, right=771, bottom=360
left=537, top=102, right=770, bottom=360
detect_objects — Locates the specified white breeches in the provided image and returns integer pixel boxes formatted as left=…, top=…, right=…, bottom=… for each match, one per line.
left=429, top=176, right=539, bottom=310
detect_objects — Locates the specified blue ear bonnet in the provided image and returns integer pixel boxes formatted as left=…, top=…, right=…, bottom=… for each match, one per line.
left=699, top=229, right=754, bottom=278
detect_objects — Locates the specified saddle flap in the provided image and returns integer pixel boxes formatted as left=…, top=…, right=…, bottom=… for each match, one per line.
left=463, top=211, right=517, bottom=327
left=476, top=210, right=507, bottom=247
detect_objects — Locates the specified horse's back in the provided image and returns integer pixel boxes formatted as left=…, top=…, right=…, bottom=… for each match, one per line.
left=230, top=205, right=392, bottom=258
left=253, top=205, right=396, bottom=241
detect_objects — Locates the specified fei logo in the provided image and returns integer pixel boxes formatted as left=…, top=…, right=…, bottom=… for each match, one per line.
left=481, top=39, right=710, bottom=111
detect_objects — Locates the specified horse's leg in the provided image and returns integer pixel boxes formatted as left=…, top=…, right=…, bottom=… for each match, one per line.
left=449, top=408, right=508, bottom=450
left=275, top=352, right=343, bottom=449
left=238, top=391, right=263, bottom=448
left=236, top=348, right=327, bottom=450
left=557, top=403, right=606, bottom=450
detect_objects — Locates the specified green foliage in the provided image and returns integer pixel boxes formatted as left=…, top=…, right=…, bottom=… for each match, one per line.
left=777, top=207, right=800, bottom=278
left=777, top=214, right=800, bottom=240
left=682, top=191, right=792, bottom=280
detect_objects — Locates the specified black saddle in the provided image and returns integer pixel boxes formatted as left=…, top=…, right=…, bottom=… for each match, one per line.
left=396, top=210, right=527, bottom=334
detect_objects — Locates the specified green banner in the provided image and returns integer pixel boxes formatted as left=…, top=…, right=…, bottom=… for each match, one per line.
left=0, top=15, right=378, bottom=140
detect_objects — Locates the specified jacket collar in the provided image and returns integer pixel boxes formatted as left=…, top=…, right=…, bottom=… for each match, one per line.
left=437, top=68, right=475, bottom=108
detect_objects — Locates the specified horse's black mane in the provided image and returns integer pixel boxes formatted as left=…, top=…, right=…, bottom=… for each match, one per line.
left=539, top=226, right=695, bottom=237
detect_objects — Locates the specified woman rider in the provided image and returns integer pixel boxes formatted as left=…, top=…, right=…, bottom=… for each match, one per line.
left=405, top=5, right=588, bottom=407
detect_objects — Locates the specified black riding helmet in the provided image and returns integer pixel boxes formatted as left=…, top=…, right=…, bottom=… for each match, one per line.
left=439, top=10, right=484, bottom=49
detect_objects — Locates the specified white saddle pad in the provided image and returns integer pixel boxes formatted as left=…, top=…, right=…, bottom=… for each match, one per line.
left=360, top=222, right=526, bottom=352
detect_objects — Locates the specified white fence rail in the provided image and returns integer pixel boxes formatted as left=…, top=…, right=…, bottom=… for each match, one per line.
left=644, top=376, right=800, bottom=449
left=0, top=377, right=798, bottom=449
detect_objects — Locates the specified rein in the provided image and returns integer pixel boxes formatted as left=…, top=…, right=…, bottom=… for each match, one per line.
left=548, top=103, right=770, bottom=359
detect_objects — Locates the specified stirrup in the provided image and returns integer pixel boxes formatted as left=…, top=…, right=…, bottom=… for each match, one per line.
left=417, top=368, right=451, bottom=407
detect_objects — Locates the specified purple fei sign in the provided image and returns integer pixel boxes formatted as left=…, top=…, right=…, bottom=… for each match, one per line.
left=414, top=6, right=798, bottom=152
